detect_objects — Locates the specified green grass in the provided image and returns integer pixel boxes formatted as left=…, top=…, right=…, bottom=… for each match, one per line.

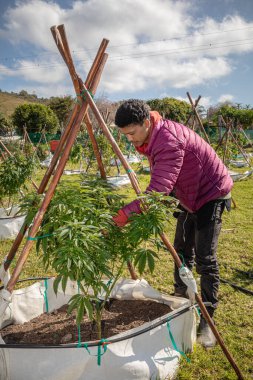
left=0, top=166, right=253, bottom=380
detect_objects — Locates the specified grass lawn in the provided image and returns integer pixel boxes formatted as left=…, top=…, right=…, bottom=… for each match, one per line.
left=0, top=164, right=253, bottom=380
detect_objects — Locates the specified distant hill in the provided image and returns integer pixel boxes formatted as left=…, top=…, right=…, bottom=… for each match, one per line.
left=0, top=91, right=46, bottom=119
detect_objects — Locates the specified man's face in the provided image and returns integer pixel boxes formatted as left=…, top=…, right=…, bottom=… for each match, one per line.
left=118, top=119, right=151, bottom=147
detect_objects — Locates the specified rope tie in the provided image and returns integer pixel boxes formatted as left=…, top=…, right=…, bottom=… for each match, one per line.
left=178, top=251, right=186, bottom=268
left=77, top=339, right=109, bottom=366
left=166, top=318, right=190, bottom=363
left=27, top=232, right=53, bottom=241
left=44, top=278, right=49, bottom=313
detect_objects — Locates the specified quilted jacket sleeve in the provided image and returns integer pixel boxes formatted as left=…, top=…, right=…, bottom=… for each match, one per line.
left=122, top=130, right=185, bottom=218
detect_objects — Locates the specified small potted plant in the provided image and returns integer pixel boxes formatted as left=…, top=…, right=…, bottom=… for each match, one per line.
left=0, top=148, right=37, bottom=239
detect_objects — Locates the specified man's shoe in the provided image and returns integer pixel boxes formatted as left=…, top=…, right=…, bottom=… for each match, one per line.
left=197, top=317, right=217, bottom=348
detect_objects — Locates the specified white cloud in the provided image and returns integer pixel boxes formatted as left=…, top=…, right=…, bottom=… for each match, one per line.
left=0, top=0, right=253, bottom=97
left=218, top=94, right=235, bottom=103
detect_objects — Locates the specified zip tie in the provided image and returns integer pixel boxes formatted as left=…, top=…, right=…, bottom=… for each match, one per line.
left=126, top=169, right=133, bottom=173
left=44, top=279, right=49, bottom=313
left=166, top=318, right=190, bottom=363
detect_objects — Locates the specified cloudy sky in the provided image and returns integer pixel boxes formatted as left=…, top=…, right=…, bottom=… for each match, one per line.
left=0, top=0, right=253, bottom=109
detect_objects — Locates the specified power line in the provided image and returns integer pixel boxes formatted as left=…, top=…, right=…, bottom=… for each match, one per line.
left=0, top=39, right=252, bottom=72
left=0, top=25, right=253, bottom=62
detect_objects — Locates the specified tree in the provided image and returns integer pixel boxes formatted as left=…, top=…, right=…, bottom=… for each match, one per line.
left=208, top=104, right=253, bottom=129
left=47, top=96, right=74, bottom=125
left=147, top=97, right=191, bottom=123
left=12, top=103, right=59, bottom=134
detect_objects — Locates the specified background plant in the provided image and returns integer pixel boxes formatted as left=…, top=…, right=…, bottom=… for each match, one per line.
left=0, top=149, right=37, bottom=213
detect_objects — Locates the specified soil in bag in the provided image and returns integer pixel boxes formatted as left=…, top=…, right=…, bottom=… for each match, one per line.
left=2, top=299, right=172, bottom=345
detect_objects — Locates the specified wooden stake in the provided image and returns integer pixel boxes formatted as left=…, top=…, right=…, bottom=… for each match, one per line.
left=187, top=92, right=210, bottom=144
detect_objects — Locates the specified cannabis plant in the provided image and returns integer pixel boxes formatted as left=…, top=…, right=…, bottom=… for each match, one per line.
left=31, top=178, right=177, bottom=339
left=0, top=150, right=37, bottom=215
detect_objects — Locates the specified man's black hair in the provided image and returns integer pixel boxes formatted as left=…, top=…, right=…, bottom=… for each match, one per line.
left=115, top=99, right=150, bottom=128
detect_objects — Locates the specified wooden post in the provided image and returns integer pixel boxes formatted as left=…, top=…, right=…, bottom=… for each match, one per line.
left=187, top=92, right=210, bottom=144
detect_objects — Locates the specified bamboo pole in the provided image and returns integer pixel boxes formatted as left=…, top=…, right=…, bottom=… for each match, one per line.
left=185, top=95, right=201, bottom=127
left=82, top=83, right=244, bottom=380
left=187, top=92, right=210, bottom=144
left=51, top=25, right=107, bottom=179
left=3, top=38, right=108, bottom=272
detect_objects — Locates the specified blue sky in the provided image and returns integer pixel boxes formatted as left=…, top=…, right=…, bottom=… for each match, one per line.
left=0, top=0, right=253, bottom=109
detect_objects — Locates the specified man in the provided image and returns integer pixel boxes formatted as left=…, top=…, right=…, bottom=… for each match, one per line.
left=112, top=99, right=233, bottom=348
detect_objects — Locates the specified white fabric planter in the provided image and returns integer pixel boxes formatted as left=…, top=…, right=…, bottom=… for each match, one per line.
left=0, top=278, right=196, bottom=380
left=106, top=174, right=131, bottom=187
left=229, top=159, right=248, bottom=168
left=228, top=169, right=253, bottom=182
left=40, top=153, right=53, bottom=168
left=0, top=207, right=25, bottom=240
left=63, top=169, right=85, bottom=175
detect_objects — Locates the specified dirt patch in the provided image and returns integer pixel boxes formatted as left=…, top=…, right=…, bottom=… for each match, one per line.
left=1, top=299, right=172, bottom=345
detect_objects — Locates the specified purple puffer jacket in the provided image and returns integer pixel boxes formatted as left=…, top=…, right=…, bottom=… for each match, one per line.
left=122, top=118, right=233, bottom=216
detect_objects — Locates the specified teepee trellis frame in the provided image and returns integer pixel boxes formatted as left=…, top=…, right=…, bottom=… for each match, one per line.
left=215, top=115, right=251, bottom=167
left=3, top=29, right=110, bottom=277
left=2, top=24, right=244, bottom=379
left=186, top=92, right=210, bottom=144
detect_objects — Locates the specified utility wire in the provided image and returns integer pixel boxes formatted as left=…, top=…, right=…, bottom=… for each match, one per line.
left=0, top=39, right=252, bottom=72
left=0, top=25, right=253, bottom=62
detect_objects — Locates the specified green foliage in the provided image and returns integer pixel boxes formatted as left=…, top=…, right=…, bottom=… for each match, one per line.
left=25, top=179, right=176, bottom=338
left=0, top=150, right=37, bottom=211
left=12, top=103, right=59, bottom=134
left=47, top=96, right=74, bottom=125
left=209, top=104, right=253, bottom=129
left=147, top=97, right=191, bottom=123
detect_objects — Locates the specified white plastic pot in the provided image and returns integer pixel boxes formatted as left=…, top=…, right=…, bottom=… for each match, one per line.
left=0, top=207, right=25, bottom=240
left=0, top=278, right=196, bottom=380
left=106, top=174, right=131, bottom=187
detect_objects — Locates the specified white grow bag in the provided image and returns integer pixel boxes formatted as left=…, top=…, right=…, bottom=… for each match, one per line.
left=228, top=169, right=253, bottom=182
left=40, top=153, right=53, bottom=168
left=0, top=278, right=196, bottom=380
left=106, top=174, right=131, bottom=187
left=0, top=207, right=25, bottom=240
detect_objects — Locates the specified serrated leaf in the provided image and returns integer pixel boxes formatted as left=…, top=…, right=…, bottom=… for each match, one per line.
left=76, top=297, right=85, bottom=325
left=53, top=276, right=62, bottom=295
left=67, top=295, right=81, bottom=314
left=61, top=275, right=68, bottom=294
left=138, top=252, right=147, bottom=274
left=147, top=251, right=155, bottom=273
left=83, top=298, right=94, bottom=320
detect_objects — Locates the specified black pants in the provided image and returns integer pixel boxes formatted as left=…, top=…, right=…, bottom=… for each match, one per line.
left=173, top=199, right=229, bottom=317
